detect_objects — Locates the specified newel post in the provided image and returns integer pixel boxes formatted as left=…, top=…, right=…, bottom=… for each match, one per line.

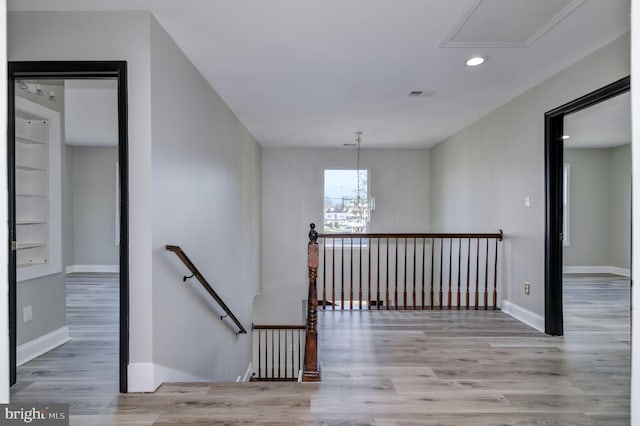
left=303, top=223, right=321, bottom=382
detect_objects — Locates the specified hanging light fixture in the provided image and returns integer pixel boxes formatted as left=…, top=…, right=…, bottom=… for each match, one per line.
left=352, top=131, right=369, bottom=233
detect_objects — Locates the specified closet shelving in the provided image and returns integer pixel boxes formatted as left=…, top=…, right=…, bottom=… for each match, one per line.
left=15, top=96, right=62, bottom=281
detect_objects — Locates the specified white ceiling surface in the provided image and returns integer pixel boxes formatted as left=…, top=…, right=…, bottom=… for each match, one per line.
left=564, top=91, right=631, bottom=149
left=9, top=0, right=631, bottom=148
left=64, top=80, right=118, bottom=146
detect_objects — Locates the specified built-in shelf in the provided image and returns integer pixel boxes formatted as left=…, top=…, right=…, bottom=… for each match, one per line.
left=16, top=134, right=46, bottom=145
left=16, top=164, right=46, bottom=172
left=17, top=242, right=47, bottom=250
left=16, top=192, right=47, bottom=198
left=17, top=220, right=46, bottom=225
left=18, top=262, right=48, bottom=268
left=15, top=96, right=61, bottom=282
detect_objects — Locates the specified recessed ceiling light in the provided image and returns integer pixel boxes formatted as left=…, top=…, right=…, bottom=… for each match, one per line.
left=465, top=56, right=486, bottom=67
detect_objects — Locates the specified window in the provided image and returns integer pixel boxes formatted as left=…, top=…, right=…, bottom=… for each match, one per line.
left=324, top=169, right=369, bottom=234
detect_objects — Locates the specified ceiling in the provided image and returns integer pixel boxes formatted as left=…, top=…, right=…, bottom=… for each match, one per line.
left=8, top=0, right=631, bottom=148
left=564, top=91, right=631, bottom=149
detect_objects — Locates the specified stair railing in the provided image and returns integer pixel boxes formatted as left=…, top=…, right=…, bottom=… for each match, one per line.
left=302, top=224, right=321, bottom=382
left=165, top=245, right=247, bottom=334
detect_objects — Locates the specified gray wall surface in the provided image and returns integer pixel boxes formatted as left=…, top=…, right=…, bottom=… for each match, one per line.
left=563, top=145, right=631, bottom=270
left=150, top=16, right=260, bottom=381
left=429, top=34, right=630, bottom=319
left=258, top=148, right=429, bottom=323
left=69, top=146, right=119, bottom=266
left=609, top=144, right=631, bottom=269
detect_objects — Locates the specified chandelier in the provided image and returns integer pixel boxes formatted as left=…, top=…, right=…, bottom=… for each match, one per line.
left=351, top=131, right=369, bottom=233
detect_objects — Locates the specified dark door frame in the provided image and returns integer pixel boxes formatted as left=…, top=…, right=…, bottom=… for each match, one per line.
left=8, top=61, right=129, bottom=392
left=544, top=75, right=630, bottom=336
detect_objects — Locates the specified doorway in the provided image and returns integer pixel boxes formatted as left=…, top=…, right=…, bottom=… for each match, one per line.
left=7, top=62, right=129, bottom=393
left=544, top=76, right=630, bottom=335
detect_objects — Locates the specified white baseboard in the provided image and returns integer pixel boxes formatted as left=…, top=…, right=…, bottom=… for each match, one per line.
left=127, top=363, right=208, bottom=393
left=154, top=364, right=208, bottom=386
left=501, top=301, right=545, bottom=333
left=17, top=326, right=70, bottom=366
left=127, top=363, right=157, bottom=393
left=242, top=363, right=253, bottom=382
left=66, top=264, right=119, bottom=274
left=563, top=265, right=630, bottom=277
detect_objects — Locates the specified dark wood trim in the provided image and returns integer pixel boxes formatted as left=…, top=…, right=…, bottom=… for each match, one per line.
left=7, top=71, right=16, bottom=386
left=252, top=325, right=306, bottom=330
left=8, top=61, right=130, bottom=392
left=318, top=231, right=503, bottom=240
left=544, top=75, right=630, bottom=336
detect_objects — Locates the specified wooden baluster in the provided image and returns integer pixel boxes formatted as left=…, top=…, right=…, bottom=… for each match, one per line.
left=271, top=329, right=274, bottom=379
left=448, top=238, right=452, bottom=309
left=493, top=232, right=501, bottom=309
left=359, top=237, right=362, bottom=310
left=332, top=238, right=335, bottom=310
left=322, top=240, right=326, bottom=310
left=430, top=238, right=434, bottom=309
left=475, top=238, right=480, bottom=310
left=350, top=237, right=354, bottom=310
left=258, top=328, right=262, bottom=379
left=298, top=329, right=301, bottom=377
left=403, top=238, right=407, bottom=309
left=457, top=238, right=462, bottom=310
left=413, top=238, right=417, bottom=310
left=284, top=330, right=293, bottom=379
left=341, top=238, right=344, bottom=310
left=386, top=237, right=390, bottom=310
left=484, top=238, right=489, bottom=310
left=368, top=237, right=372, bottom=310
left=303, top=224, right=321, bottom=382
left=421, top=238, right=426, bottom=310
left=466, top=238, right=471, bottom=310
left=395, top=237, right=399, bottom=310
left=439, top=237, right=444, bottom=309
left=376, top=238, right=381, bottom=310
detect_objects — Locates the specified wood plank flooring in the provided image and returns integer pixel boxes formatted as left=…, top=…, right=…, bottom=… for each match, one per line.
left=12, top=273, right=631, bottom=425
left=11, top=273, right=119, bottom=414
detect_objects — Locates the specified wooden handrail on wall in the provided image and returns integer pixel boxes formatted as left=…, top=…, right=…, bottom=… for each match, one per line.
left=165, top=245, right=247, bottom=334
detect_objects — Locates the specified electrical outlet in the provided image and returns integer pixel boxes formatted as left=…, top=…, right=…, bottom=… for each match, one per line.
left=23, top=305, right=32, bottom=323
left=524, top=282, right=531, bottom=295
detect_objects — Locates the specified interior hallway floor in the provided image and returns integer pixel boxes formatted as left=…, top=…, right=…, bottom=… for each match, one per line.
left=10, top=272, right=119, bottom=414
left=10, top=273, right=631, bottom=425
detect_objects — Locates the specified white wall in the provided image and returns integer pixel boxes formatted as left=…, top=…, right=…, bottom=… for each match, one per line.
left=9, top=10, right=155, bottom=390
left=430, top=34, right=630, bottom=329
left=150, top=17, right=261, bottom=382
left=0, top=0, right=8, bottom=403
left=258, top=148, right=429, bottom=323
left=630, top=0, right=639, bottom=421
left=69, top=146, right=119, bottom=268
